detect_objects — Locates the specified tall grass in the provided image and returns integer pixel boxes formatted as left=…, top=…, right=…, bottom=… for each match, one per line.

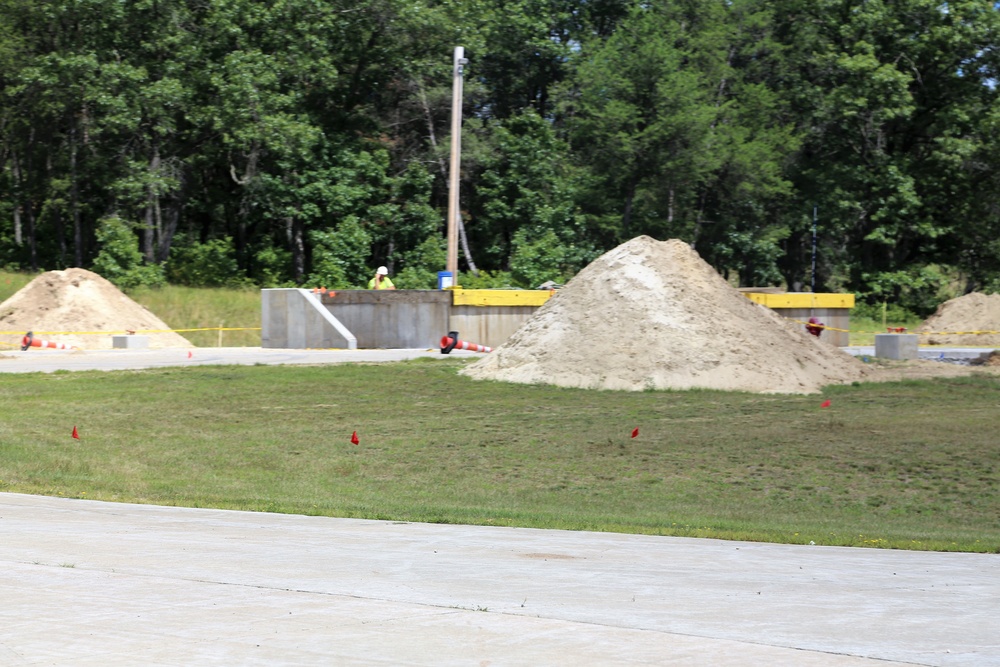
left=0, top=270, right=33, bottom=303
left=846, top=315, right=927, bottom=346
left=129, top=284, right=261, bottom=347
left=1, top=360, right=997, bottom=553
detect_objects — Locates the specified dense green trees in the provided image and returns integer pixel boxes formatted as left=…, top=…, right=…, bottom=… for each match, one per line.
left=1, top=0, right=998, bottom=310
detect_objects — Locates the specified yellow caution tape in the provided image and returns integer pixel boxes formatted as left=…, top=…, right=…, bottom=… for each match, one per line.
left=788, top=319, right=1000, bottom=336
left=0, top=327, right=261, bottom=336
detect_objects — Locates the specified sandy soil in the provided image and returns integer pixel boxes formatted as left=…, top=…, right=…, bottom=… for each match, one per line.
left=916, top=292, right=1000, bottom=346
left=462, top=236, right=873, bottom=394
left=0, top=268, right=193, bottom=350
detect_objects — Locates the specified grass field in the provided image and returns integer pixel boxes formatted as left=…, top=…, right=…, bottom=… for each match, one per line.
left=1, top=359, right=997, bottom=553
left=129, top=284, right=261, bottom=347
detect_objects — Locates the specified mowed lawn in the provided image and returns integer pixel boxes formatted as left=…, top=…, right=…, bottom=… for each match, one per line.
left=1, top=359, right=997, bottom=553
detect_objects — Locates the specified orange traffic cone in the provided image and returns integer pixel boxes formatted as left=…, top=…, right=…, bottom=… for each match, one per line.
left=20, top=331, right=76, bottom=351
left=440, top=332, right=492, bottom=354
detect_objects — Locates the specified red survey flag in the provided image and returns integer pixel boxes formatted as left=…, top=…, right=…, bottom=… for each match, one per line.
left=72, top=426, right=80, bottom=439
left=350, top=431, right=359, bottom=445
left=820, top=399, right=831, bottom=408
left=187, top=351, right=193, bottom=358
left=631, top=427, right=639, bottom=439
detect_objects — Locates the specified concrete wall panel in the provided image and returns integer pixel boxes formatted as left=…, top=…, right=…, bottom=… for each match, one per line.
left=448, top=306, right=538, bottom=349
left=262, top=289, right=855, bottom=350
left=262, top=289, right=356, bottom=349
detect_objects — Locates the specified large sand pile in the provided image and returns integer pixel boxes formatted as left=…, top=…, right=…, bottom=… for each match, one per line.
left=461, top=236, right=870, bottom=394
left=916, top=292, right=1000, bottom=347
left=0, top=268, right=193, bottom=350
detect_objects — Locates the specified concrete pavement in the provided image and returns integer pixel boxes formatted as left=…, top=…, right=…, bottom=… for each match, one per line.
left=0, top=493, right=997, bottom=666
left=0, top=346, right=480, bottom=374
left=2, top=344, right=994, bottom=376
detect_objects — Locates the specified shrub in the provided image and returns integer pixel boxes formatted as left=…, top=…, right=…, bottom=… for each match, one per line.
left=307, top=217, right=371, bottom=288
left=166, top=236, right=242, bottom=287
left=91, top=215, right=165, bottom=291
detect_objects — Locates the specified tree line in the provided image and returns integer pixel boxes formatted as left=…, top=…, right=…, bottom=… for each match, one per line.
left=1, top=0, right=998, bottom=313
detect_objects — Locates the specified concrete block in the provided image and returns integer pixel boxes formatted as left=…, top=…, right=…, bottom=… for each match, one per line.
left=112, top=335, right=149, bottom=349
left=874, top=333, right=918, bottom=360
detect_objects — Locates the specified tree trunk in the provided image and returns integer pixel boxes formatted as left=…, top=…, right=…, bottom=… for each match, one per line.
left=158, top=202, right=181, bottom=264
left=288, top=216, right=305, bottom=283
left=26, top=201, right=38, bottom=272
left=69, top=123, right=82, bottom=267
left=11, top=152, right=23, bottom=246
left=144, top=146, right=161, bottom=263
left=622, top=178, right=637, bottom=238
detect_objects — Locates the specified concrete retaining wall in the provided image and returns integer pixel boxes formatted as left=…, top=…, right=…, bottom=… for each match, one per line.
left=261, top=289, right=357, bottom=349
left=769, top=308, right=851, bottom=347
left=261, top=289, right=538, bottom=350
left=448, top=305, right=539, bottom=349
left=261, top=288, right=855, bottom=350
left=315, top=290, right=450, bottom=349
left=743, top=293, right=854, bottom=347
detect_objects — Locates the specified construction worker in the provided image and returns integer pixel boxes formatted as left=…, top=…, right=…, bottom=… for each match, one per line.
left=368, top=266, right=396, bottom=290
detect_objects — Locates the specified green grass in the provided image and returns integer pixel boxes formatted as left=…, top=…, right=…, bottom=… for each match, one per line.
left=0, top=270, right=33, bottom=303
left=848, top=313, right=926, bottom=346
left=1, top=359, right=997, bottom=553
left=129, top=284, right=261, bottom=347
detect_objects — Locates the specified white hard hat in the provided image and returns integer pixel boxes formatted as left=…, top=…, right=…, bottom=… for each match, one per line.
left=376, top=266, right=388, bottom=275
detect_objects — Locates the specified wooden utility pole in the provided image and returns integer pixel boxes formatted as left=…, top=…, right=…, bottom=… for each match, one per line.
left=446, top=46, right=467, bottom=279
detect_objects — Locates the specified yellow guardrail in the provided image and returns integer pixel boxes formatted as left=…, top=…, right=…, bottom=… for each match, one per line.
left=744, top=292, right=856, bottom=309
left=450, top=289, right=554, bottom=307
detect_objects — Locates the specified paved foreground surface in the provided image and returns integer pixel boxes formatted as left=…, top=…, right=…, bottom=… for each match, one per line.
left=0, top=346, right=478, bottom=373
left=1, top=493, right=997, bottom=666
left=1, top=344, right=994, bottom=375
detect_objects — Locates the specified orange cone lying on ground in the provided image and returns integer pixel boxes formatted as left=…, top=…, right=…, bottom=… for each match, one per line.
left=20, top=331, right=76, bottom=351
left=440, top=332, right=492, bottom=354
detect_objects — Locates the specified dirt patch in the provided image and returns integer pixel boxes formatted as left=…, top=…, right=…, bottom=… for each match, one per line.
left=916, top=292, right=1000, bottom=346
left=860, top=358, right=1000, bottom=383
left=461, top=236, right=871, bottom=394
left=0, top=268, right=193, bottom=350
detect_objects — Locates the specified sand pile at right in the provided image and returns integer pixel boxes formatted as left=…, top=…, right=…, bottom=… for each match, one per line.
left=915, top=292, right=1000, bottom=346
left=461, top=236, right=870, bottom=394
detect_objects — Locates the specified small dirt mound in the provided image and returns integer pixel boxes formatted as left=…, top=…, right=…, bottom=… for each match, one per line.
left=915, top=293, right=1000, bottom=347
left=461, top=236, right=869, bottom=394
left=0, top=268, right=193, bottom=350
